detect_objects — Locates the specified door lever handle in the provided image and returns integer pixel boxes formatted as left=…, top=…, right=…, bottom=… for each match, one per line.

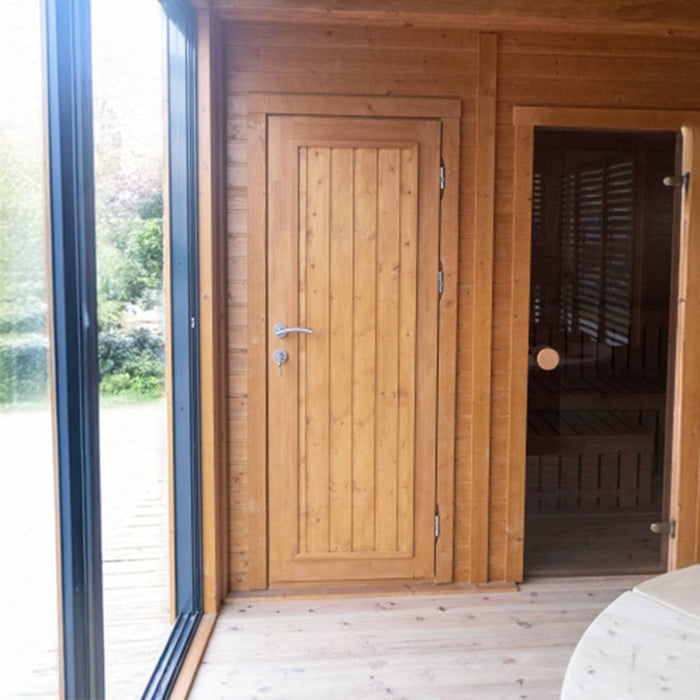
left=274, top=322, right=313, bottom=338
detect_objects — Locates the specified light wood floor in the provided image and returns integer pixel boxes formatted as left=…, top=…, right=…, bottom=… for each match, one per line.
left=189, top=574, right=650, bottom=699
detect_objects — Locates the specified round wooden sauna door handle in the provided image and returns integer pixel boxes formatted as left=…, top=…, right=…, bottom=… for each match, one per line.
left=533, top=346, right=560, bottom=371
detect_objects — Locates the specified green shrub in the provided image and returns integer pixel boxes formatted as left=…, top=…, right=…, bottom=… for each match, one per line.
left=0, top=334, right=48, bottom=404
left=99, top=372, right=162, bottom=399
left=98, top=327, right=164, bottom=398
left=0, top=327, right=165, bottom=404
left=0, top=306, right=47, bottom=334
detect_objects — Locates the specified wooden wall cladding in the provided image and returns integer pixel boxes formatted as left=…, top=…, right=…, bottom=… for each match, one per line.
left=212, top=0, right=700, bottom=37
left=224, top=18, right=700, bottom=589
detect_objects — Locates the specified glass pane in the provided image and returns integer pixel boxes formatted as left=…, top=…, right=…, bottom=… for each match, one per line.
left=525, top=129, right=675, bottom=576
left=0, top=1, right=59, bottom=697
left=91, top=1, right=171, bottom=696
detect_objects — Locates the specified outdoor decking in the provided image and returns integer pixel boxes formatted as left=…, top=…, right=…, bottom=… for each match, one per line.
left=3, top=401, right=170, bottom=699
left=190, top=575, right=650, bottom=699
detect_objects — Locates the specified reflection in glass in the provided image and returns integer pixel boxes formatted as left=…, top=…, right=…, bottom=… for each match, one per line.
left=91, top=1, right=171, bottom=696
left=525, top=129, right=675, bottom=576
left=0, top=1, right=58, bottom=697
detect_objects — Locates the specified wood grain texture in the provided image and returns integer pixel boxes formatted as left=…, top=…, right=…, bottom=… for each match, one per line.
left=265, top=113, right=446, bottom=584
left=197, top=8, right=229, bottom=613
left=329, top=148, right=354, bottom=553
left=244, top=108, right=268, bottom=590
left=211, top=0, right=700, bottom=37
left=435, top=115, right=460, bottom=583
left=469, top=32, right=497, bottom=584
left=229, top=20, right=700, bottom=591
left=190, top=575, right=652, bottom=699
left=397, top=146, right=419, bottom=557
left=670, top=126, right=700, bottom=569
left=352, top=147, right=378, bottom=554
left=504, top=123, right=533, bottom=583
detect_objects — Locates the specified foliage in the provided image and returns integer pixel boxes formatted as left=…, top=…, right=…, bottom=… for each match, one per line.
left=0, top=335, right=48, bottom=404
left=98, top=327, right=165, bottom=399
left=0, top=132, right=46, bottom=338
left=0, top=130, right=50, bottom=405
left=1, top=104, right=165, bottom=404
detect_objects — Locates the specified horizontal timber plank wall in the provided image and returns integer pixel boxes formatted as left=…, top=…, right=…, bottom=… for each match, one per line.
left=224, top=18, right=700, bottom=589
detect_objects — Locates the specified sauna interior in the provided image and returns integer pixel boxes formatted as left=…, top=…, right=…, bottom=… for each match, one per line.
left=525, top=128, right=676, bottom=576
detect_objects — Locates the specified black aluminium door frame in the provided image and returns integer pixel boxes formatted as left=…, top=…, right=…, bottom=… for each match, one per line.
left=45, top=0, right=104, bottom=696
left=143, top=0, right=203, bottom=693
left=44, top=0, right=202, bottom=697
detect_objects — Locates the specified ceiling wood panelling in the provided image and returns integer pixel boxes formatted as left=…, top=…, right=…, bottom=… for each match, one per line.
left=209, top=0, right=700, bottom=37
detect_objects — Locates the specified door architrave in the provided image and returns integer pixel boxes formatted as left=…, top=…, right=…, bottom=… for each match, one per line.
left=246, top=94, right=461, bottom=589
left=508, top=106, right=700, bottom=581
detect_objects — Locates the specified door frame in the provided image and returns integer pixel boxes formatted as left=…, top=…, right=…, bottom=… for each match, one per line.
left=507, top=106, right=700, bottom=581
left=246, top=94, right=461, bottom=589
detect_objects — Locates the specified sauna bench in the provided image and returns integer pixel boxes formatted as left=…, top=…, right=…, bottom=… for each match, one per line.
left=526, top=406, right=657, bottom=509
left=528, top=374, right=666, bottom=412
left=527, top=409, right=655, bottom=456
left=561, top=565, right=700, bottom=699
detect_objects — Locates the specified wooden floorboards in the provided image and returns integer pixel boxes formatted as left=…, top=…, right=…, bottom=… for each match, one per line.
left=189, top=574, right=650, bottom=699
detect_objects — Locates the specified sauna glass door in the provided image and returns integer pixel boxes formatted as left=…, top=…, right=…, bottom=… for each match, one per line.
left=524, top=129, right=676, bottom=576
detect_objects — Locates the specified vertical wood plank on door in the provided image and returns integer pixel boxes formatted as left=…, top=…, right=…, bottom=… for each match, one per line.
left=397, top=146, right=418, bottom=555
left=297, top=148, right=308, bottom=554
left=305, top=147, right=331, bottom=553
left=375, top=148, right=401, bottom=552
left=353, top=148, right=378, bottom=552
left=329, top=148, right=354, bottom=553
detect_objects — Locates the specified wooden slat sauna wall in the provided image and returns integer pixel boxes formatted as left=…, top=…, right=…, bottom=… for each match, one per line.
left=224, top=17, right=700, bottom=589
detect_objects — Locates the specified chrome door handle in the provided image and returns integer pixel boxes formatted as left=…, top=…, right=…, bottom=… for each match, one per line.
left=273, top=322, right=313, bottom=338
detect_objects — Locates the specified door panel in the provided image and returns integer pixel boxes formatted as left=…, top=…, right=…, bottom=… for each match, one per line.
left=524, top=129, right=676, bottom=576
left=668, top=125, right=700, bottom=569
left=267, top=116, right=440, bottom=583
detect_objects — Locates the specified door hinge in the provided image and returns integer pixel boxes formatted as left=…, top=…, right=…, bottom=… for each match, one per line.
left=435, top=513, right=440, bottom=539
left=663, top=173, right=690, bottom=191
left=439, top=162, right=446, bottom=195
left=438, top=268, right=444, bottom=297
left=650, top=519, right=676, bottom=538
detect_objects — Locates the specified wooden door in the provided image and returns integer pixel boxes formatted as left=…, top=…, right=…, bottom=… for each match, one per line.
left=267, top=115, right=441, bottom=584
left=668, top=124, right=700, bottom=570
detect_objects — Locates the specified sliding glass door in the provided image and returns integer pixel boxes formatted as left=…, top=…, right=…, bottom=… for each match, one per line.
left=91, top=1, right=173, bottom=695
left=0, top=0, right=201, bottom=696
left=0, top=2, right=58, bottom=696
